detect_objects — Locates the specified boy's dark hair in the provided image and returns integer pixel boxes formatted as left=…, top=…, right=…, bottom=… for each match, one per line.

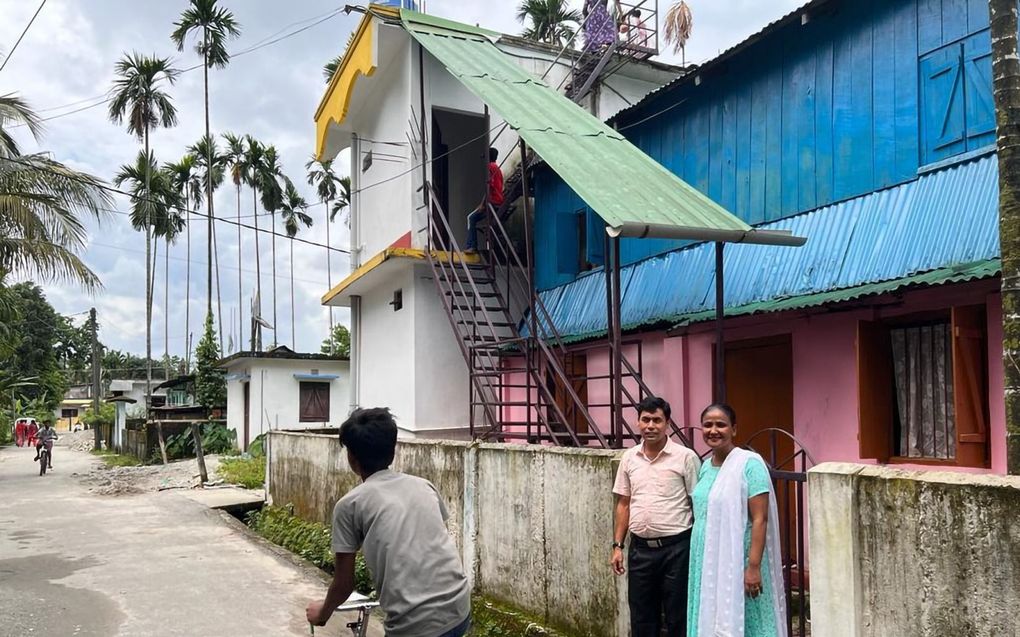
left=489, top=147, right=499, bottom=162
left=636, top=396, right=671, bottom=420
left=338, top=407, right=398, bottom=475
left=700, top=402, right=737, bottom=425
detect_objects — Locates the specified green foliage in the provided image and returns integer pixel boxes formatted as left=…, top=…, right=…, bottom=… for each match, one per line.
left=246, top=505, right=374, bottom=596
left=91, top=448, right=142, bottom=467
left=1, top=284, right=71, bottom=409
left=80, top=402, right=115, bottom=428
left=194, top=313, right=226, bottom=411
left=248, top=432, right=266, bottom=458
left=320, top=323, right=350, bottom=357
left=468, top=597, right=567, bottom=636
left=217, top=455, right=265, bottom=489
left=163, top=422, right=235, bottom=460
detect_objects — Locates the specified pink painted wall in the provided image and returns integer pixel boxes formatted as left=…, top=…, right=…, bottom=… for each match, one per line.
left=504, top=280, right=1009, bottom=473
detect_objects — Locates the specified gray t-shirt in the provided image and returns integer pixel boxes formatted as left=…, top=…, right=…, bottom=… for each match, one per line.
left=331, top=470, right=471, bottom=637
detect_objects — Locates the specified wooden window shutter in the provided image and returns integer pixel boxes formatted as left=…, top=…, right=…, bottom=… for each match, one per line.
left=952, top=305, right=989, bottom=467
left=857, top=321, right=894, bottom=462
left=299, top=382, right=331, bottom=422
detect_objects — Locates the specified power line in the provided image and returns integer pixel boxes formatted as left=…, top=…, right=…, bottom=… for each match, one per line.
left=0, top=154, right=350, bottom=255
left=0, top=0, right=47, bottom=73
left=8, top=8, right=344, bottom=128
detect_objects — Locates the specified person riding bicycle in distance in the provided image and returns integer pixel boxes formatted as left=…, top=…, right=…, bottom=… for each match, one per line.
left=306, top=408, right=471, bottom=637
left=34, top=421, right=57, bottom=469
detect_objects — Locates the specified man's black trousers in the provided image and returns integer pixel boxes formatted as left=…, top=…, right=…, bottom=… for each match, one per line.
left=627, top=530, right=691, bottom=637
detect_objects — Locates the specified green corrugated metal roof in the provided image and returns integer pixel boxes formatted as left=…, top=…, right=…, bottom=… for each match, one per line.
left=669, top=259, right=1000, bottom=329
left=400, top=10, right=780, bottom=243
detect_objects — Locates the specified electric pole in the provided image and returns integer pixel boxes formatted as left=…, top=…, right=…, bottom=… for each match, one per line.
left=90, top=308, right=102, bottom=450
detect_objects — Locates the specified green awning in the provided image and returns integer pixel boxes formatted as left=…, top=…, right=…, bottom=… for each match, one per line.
left=400, top=10, right=804, bottom=247
left=668, top=259, right=1001, bottom=330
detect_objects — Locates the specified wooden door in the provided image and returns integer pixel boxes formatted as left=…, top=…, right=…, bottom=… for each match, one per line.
left=723, top=335, right=795, bottom=462
left=548, top=353, right=589, bottom=438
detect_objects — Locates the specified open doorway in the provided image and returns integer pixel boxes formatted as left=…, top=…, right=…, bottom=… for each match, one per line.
left=431, top=108, right=488, bottom=249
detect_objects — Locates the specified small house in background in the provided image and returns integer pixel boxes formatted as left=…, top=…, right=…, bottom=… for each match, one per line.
left=108, top=378, right=168, bottom=411
left=54, top=384, right=93, bottom=431
left=217, top=346, right=350, bottom=451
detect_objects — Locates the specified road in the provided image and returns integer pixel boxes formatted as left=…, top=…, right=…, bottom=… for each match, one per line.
left=0, top=443, right=383, bottom=636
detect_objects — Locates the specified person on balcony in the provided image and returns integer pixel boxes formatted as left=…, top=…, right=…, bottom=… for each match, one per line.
left=464, top=147, right=504, bottom=254
left=583, top=0, right=618, bottom=51
left=611, top=396, right=701, bottom=637
left=688, top=403, right=787, bottom=637
left=619, top=8, right=651, bottom=49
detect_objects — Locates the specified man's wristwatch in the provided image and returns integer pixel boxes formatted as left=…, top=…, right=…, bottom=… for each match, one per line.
left=612, top=541, right=625, bottom=550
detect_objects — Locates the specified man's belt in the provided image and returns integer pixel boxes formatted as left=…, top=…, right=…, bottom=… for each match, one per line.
left=630, top=529, right=691, bottom=549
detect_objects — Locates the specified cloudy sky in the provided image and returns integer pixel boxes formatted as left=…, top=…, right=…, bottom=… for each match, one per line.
left=1, top=0, right=803, bottom=358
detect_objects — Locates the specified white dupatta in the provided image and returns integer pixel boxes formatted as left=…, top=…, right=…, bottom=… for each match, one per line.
left=697, top=447, right=787, bottom=637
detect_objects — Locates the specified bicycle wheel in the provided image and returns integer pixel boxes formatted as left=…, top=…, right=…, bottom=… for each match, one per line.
left=39, top=450, right=47, bottom=476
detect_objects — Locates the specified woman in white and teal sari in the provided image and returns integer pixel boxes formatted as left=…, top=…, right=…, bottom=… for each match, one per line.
left=687, top=404, right=787, bottom=637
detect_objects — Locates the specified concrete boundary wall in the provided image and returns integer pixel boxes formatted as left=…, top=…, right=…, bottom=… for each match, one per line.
left=267, top=431, right=627, bottom=636
left=809, top=463, right=1020, bottom=637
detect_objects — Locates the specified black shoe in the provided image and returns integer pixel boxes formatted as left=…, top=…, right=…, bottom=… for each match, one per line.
left=33, top=456, right=39, bottom=462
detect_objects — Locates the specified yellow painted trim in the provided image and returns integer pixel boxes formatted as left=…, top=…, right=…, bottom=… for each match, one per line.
left=314, top=12, right=379, bottom=160
left=321, top=246, right=481, bottom=305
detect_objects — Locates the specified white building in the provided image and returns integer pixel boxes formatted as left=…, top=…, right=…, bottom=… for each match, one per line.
left=315, top=5, right=679, bottom=438
left=218, top=347, right=350, bottom=450
left=108, top=379, right=168, bottom=412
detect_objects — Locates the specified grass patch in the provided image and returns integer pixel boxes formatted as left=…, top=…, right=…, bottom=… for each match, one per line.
left=217, top=455, right=266, bottom=489
left=91, top=449, right=142, bottom=467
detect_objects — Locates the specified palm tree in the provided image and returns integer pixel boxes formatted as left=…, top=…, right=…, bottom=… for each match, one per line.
left=258, top=145, right=285, bottom=346
left=279, top=181, right=312, bottom=349
left=223, top=132, right=246, bottom=352
left=664, top=1, right=694, bottom=61
left=171, top=0, right=241, bottom=322
left=991, top=0, right=1020, bottom=474
left=108, top=53, right=179, bottom=409
left=153, top=170, right=186, bottom=381
left=165, top=154, right=203, bottom=369
left=0, top=95, right=111, bottom=290
left=187, top=134, right=227, bottom=351
left=516, top=0, right=582, bottom=45
left=305, top=158, right=342, bottom=348
left=242, top=136, right=266, bottom=349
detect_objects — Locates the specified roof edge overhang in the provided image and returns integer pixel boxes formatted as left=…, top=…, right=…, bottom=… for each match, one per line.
left=607, top=223, right=807, bottom=246
left=314, top=6, right=397, bottom=161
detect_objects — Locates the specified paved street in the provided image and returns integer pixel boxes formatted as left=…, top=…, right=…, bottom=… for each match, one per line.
left=0, top=443, right=382, bottom=636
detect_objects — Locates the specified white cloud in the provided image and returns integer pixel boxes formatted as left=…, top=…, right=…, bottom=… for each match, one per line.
left=4, top=0, right=803, bottom=357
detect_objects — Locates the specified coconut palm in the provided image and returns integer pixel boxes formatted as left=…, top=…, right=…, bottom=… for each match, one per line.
left=258, top=145, right=285, bottom=346
left=171, top=0, right=241, bottom=324
left=187, top=134, right=227, bottom=351
left=279, top=181, right=312, bottom=349
left=0, top=95, right=110, bottom=290
left=165, top=154, right=203, bottom=369
left=664, top=1, right=694, bottom=61
left=108, top=53, right=179, bottom=408
left=153, top=170, right=186, bottom=380
left=242, top=136, right=266, bottom=350
left=516, top=0, right=582, bottom=45
left=305, top=158, right=342, bottom=348
left=222, top=132, right=246, bottom=351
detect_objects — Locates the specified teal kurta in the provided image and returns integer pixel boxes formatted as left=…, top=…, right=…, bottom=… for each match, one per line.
left=687, top=457, right=779, bottom=637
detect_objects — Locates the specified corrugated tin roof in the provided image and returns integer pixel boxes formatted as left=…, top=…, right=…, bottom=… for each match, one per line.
left=534, top=152, right=1001, bottom=342
left=401, top=10, right=795, bottom=244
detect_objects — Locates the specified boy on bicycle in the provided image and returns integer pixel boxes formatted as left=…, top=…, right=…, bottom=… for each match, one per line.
left=34, top=421, right=57, bottom=469
left=306, top=408, right=471, bottom=637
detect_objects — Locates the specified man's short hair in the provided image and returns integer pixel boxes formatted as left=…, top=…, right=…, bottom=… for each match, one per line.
left=489, top=147, right=499, bottom=162
left=339, top=408, right=398, bottom=474
left=636, top=396, right=670, bottom=420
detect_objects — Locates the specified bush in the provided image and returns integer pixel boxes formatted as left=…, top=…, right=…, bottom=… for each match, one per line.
left=163, top=423, right=236, bottom=460
left=217, top=455, right=266, bottom=489
left=91, top=449, right=142, bottom=467
left=246, top=505, right=374, bottom=596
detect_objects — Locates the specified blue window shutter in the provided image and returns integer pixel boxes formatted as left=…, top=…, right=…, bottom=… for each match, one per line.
left=920, top=44, right=966, bottom=164
left=964, top=30, right=995, bottom=149
left=586, top=208, right=605, bottom=267
left=556, top=210, right=580, bottom=275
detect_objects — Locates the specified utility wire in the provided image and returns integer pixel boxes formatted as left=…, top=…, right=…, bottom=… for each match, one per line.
left=0, top=154, right=350, bottom=255
left=0, top=0, right=47, bottom=73
left=7, top=8, right=344, bottom=127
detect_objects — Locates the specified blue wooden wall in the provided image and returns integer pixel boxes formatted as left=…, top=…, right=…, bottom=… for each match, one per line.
left=534, top=0, right=996, bottom=290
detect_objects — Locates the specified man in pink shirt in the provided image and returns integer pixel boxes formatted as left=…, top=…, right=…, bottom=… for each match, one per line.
left=611, top=396, right=701, bottom=637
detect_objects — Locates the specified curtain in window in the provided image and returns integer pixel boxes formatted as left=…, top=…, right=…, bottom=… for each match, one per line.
left=891, top=324, right=955, bottom=459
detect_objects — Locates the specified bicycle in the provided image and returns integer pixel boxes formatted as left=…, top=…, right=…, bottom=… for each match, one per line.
left=310, top=598, right=380, bottom=637
left=38, top=443, right=50, bottom=476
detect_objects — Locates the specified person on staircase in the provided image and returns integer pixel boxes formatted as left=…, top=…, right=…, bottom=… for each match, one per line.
left=464, top=147, right=505, bottom=255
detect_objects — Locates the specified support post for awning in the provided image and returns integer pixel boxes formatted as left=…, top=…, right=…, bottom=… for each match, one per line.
left=520, top=139, right=538, bottom=432
left=612, top=237, right=624, bottom=448
left=714, top=241, right=726, bottom=403
left=605, top=232, right=615, bottom=444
